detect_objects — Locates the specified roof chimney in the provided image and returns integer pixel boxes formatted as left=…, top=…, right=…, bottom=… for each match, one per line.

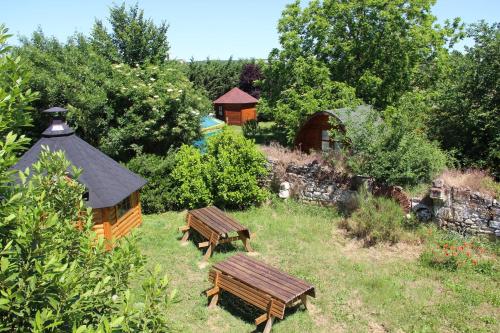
left=41, top=107, right=75, bottom=137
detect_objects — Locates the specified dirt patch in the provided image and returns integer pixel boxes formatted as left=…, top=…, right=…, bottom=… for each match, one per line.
left=368, top=321, right=388, bottom=333
left=308, top=302, right=335, bottom=331
left=339, top=237, right=423, bottom=263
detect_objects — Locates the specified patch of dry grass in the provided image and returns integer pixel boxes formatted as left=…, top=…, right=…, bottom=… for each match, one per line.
left=439, top=169, right=499, bottom=198
left=260, top=142, right=323, bottom=166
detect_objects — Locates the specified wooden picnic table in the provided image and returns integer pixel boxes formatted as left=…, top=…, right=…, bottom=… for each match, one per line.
left=179, top=206, right=253, bottom=260
left=207, top=253, right=316, bottom=333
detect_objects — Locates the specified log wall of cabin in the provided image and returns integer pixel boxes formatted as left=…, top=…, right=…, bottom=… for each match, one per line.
left=215, top=103, right=257, bottom=125
left=91, top=191, right=143, bottom=241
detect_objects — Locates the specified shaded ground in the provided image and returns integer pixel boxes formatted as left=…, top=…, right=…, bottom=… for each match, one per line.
left=135, top=200, right=499, bottom=333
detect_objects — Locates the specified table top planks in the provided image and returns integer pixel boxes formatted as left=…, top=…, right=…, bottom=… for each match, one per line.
left=213, top=253, right=315, bottom=304
left=189, top=206, right=250, bottom=238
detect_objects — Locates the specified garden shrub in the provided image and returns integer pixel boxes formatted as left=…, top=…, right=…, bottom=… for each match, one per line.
left=170, top=145, right=213, bottom=209
left=341, top=193, right=406, bottom=246
left=0, top=149, right=175, bottom=332
left=341, top=97, right=448, bottom=187
left=242, top=119, right=259, bottom=138
left=206, top=128, right=269, bottom=209
left=127, top=152, right=177, bottom=214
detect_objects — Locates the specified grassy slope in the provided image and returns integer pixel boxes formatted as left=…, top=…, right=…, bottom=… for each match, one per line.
left=136, top=200, right=499, bottom=333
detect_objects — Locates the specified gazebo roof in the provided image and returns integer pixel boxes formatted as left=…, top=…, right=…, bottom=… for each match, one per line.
left=213, top=87, right=258, bottom=104
left=12, top=109, right=147, bottom=209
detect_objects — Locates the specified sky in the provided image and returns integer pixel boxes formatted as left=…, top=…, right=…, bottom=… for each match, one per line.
left=1, top=0, right=499, bottom=60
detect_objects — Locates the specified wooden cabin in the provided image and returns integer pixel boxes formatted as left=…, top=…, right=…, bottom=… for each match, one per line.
left=295, top=106, right=371, bottom=153
left=213, top=87, right=258, bottom=125
left=12, top=107, right=147, bottom=242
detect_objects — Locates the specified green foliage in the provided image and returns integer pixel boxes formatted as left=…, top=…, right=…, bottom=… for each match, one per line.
left=264, top=0, right=461, bottom=109
left=187, top=57, right=248, bottom=101
left=342, top=95, right=448, bottom=186
left=206, top=129, right=269, bottom=209
left=0, top=149, right=174, bottom=331
left=340, top=193, right=406, bottom=246
left=429, top=22, right=500, bottom=175
left=16, top=31, right=210, bottom=161
left=242, top=119, right=259, bottom=138
left=0, top=25, right=38, bottom=137
left=91, top=2, right=169, bottom=65
left=165, top=130, right=268, bottom=210
left=170, top=145, right=213, bottom=209
left=0, top=26, right=35, bottom=194
left=126, top=153, right=177, bottom=214
left=260, top=56, right=360, bottom=145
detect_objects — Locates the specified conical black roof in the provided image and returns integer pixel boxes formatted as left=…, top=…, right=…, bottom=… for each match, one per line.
left=13, top=113, right=147, bottom=209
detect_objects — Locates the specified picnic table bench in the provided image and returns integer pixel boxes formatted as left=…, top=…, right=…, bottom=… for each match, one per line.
left=207, top=253, right=316, bottom=333
left=179, top=206, right=253, bottom=260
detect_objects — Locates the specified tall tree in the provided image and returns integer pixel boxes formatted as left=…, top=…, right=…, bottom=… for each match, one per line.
left=429, top=22, right=499, bottom=175
left=92, top=2, right=169, bottom=65
left=239, top=62, right=263, bottom=99
left=262, top=0, right=460, bottom=109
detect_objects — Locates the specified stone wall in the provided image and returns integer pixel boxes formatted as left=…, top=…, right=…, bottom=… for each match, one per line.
left=414, top=180, right=500, bottom=237
left=267, top=159, right=357, bottom=208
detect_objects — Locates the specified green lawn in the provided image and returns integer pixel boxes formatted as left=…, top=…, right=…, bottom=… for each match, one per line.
left=135, top=200, right=499, bottom=333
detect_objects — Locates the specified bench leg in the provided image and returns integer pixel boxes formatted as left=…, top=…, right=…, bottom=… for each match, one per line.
left=203, top=244, right=213, bottom=261
left=208, top=292, right=219, bottom=309
left=263, top=315, right=274, bottom=333
left=300, top=294, right=308, bottom=310
left=181, top=230, right=190, bottom=243
left=238, top=232, right=253, bottom=252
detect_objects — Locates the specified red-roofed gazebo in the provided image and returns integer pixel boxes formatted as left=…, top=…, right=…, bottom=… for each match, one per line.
left=213, top=87, right=258, bottom=125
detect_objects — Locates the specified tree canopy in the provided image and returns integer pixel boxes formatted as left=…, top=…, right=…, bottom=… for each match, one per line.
left=91, top=2, right=170, bottom=66
left=262, top=0, right=460, bottom=109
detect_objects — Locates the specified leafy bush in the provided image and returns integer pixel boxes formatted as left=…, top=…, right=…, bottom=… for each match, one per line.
left=16, top=28, right=210, bottom=162
left=242, top=119, right=259, bottom=138
left=340, top=193, right=406, bottom=246
left=170, top=145, right=213, bottom=209
left=206, top=129, right=269, bottom=209
left=127, top=153, right=177, bottom=214
left=165, top=129, right=268, bottom=210
left=342, top=95, right=448, bottom=186
left=420, top=235, right=497, bottom=276
left=0, top=149, right=175, bottom=331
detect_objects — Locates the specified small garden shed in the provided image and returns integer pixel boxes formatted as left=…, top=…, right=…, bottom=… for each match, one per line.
left=12, top=107, right=147, bottom=241
left=213, top=87, right=258, bottom=125
left=295, top=105, right=370, bottom=153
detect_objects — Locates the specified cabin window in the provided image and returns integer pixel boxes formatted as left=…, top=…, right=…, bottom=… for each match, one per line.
left=116, top=196, right=132, bottom=218
left=218, top=105, right=223, bottom=116
left=321, top=130, right=330, bottom=151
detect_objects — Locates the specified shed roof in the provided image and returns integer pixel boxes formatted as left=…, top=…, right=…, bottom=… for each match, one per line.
left=213, top=87, right=258, bottom=104
left=12, top=120, right=147, bottom=209
left=324, top=105, right=373, bottom=127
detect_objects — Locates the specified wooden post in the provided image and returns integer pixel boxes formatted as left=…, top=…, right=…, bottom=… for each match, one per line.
left=238, top=231, right=253, bottom=252
left=263, top=316, right=274, bottom=333
left=262, top=299, right=275, bottom=333
left=102, top=207, right=112, bottom=250
left=203, top=244, right=213, bottom=261
left=208, top=272, right=220, bottom=309
left=180, top=214, right=191, bottom=243
left=300, top=294, right=308, bottom=310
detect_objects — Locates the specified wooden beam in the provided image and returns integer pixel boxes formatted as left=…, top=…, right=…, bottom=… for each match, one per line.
left=206, top=286, right=219, bottom=297
left=203, top=244, right=213, bottom=261
left=208, top=272, right=220, bottom=309
left=181, top=230, right=190, bottom=243
left=238, top=231, right=253, bottom=252
left=300, top=294, right=308, bottom=310
left=255, top=313, right=268, bottom=326
left=198, top=241, right=210, bottom=248
left=218, top=236, right=241, bottom=244
left=178, top=225, right=190, bottom=232
left=263, top=316, right=274, bottom=333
